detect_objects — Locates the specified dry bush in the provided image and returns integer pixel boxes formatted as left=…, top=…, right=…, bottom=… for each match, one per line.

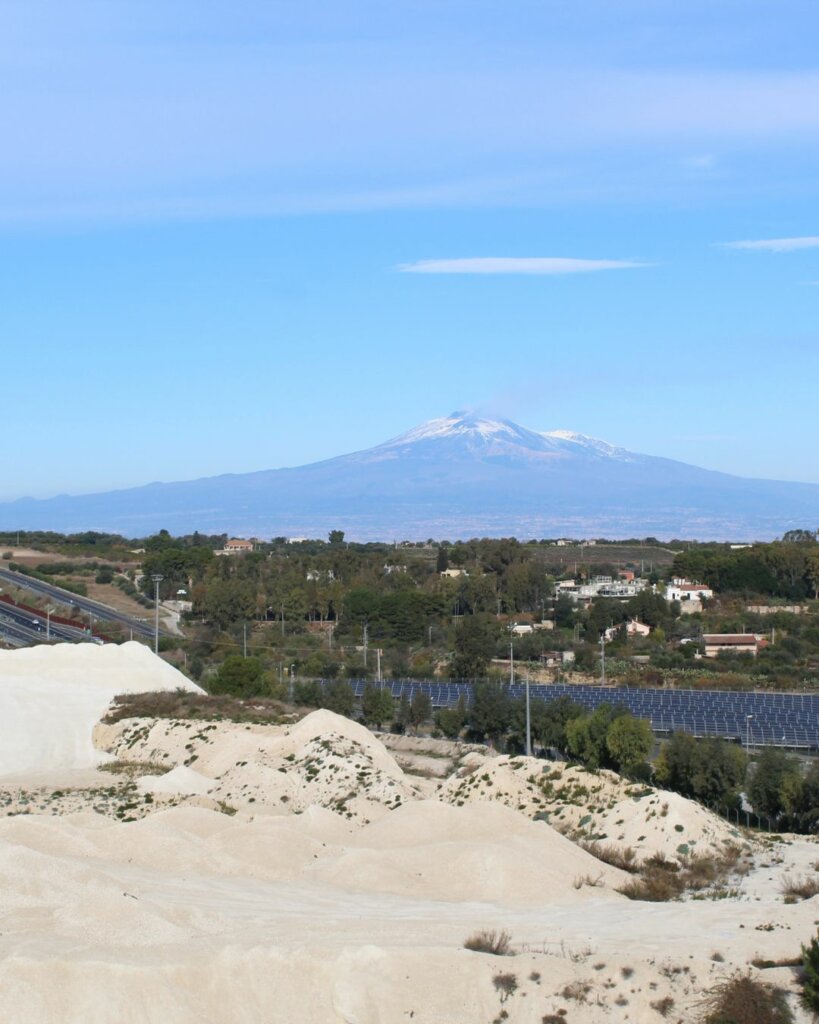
left=561, top=980, right=592, bottom=1003
left=651, top=995, right=675, bottom=1017
left=464, top=929, right=513, bottom=956
left=620, top=847, right=743, bottom=903
left=104, top=691, right=291, bottom=725
left=573, top=872, right=604, bottom=890
left=580, top=841, right=639, bottom=873
left=699, top=973, right=792, bottom=1023
left=493, top=973, right=518, bottom=1003
left=98, top=760, right=167, bottom=775
left=780, top=874, right=819, bottom=903
left=619, top=866, right=683, bottom=902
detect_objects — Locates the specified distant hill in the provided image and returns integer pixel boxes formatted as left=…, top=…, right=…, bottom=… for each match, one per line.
left=2, top=411, right=818, bottom=540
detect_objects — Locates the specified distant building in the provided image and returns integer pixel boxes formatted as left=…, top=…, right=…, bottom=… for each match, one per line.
left=555, top=575, right=647, bottom=602
left=626, top=619, right=652, bottom=637
left=510, top=623, right=534, bottom=635
left=703, top=633, right=763, bottom=658
left=217, top=538, right=255, bottom=556
left=665, top=579, right=713, bottom=603
left=440, top=568, right=468, bottom=578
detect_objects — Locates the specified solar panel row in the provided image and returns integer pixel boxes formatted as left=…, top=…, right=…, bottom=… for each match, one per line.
left=336, top=679, right=819, bottom=750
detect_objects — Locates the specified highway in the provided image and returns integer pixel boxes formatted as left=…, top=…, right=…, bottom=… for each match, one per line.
left=0, top=567, right=166, bottom=639
left=0, top=598, right=91, bottom=643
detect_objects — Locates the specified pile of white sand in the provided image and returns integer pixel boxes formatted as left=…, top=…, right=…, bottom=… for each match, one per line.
left=97, top=707, right=418, bottom=822
left=0, top=674, right=814, bottom=1023
left=0, top=802, right=815, bottom=1024
left=438, top=754, right=742, bottom=862
left=0, top=642, right=202, bottom=778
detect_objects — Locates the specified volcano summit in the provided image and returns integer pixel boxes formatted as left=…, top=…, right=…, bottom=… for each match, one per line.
left=2, top=412, right=818, bottom=540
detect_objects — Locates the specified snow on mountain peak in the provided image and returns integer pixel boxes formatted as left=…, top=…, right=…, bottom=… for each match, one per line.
left=384, top=411, right=536, bottom=446
left=542, top=430, right=633, bottom=460
left=370, top=412, right=636, bottom=461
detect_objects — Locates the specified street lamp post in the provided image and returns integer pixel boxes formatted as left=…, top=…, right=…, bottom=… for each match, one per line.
left=524, top=670, right=531, bottom=758
left=600, top=633, right=607, bottom=685
left=745, top=714, right=754, bottom=753
left=46, top=606, right=53, bottom=641
left=151, top=574, right=164, bottom=655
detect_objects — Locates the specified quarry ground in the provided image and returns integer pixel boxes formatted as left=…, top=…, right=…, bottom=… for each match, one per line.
left=0, top=643, right=817, bottom=1024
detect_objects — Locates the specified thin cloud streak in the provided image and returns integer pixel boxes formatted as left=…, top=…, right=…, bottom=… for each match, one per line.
left=722, top=236, right=819, bottom=252
left=398, top=257, right=649, bottom=275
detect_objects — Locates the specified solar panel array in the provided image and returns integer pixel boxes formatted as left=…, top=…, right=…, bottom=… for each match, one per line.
left=344, top=679, right=819, bottom=749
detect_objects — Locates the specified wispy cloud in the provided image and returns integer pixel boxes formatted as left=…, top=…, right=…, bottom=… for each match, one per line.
left=397, top=257, right=648, bottom=275
left=722, top=236, right=819, bottom=252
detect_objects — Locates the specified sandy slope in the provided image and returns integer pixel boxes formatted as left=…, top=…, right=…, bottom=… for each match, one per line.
left=0, top=643, right=202, bottom=778
left=0, top=644, right=817, bottom=1022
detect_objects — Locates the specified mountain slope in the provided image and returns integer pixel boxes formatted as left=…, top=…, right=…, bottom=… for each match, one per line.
left=2, top=411, right=818, bottom=539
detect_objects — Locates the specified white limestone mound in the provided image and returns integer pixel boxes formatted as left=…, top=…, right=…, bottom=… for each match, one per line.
left=312, top=799, right=629, bottom=904
left=138, top=765, right=213, bottom=797
left=0, top=642, right=202, bottom=778
left=438, top=754, right=742, bottom=863
left=98, top=708, right=417, bottom=821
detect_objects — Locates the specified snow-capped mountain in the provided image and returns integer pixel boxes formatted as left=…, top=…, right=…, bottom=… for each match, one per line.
left=1, top=411, right=818, bottom=540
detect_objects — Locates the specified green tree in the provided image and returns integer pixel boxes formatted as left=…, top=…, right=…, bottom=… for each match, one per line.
left=467, top=681, right=512, bottom=744
left=535, top=695, right=584, bottom=751
left=396, top=693, right=411, bottom=732
left=654, top=732, right=700, bottom=796
left=361, top=683, right=394, bottom=729
left=408, top=690, right=432, bottom=733
left=802, top=929, right=819, bottom=1013
left=321, top=680, right=355, bottom=717
left=605, top=715, right=653, bottom=772
left=211, top=655, right=264, bottom=697
left=692, top=738, right=747, bottom=807
left=748, top=748, right=803, bottom=819
left=436, top=695, right=467, bottom=739
left=328, top=530, right=345, bottom=546
left=451, top=614, right=500, bottom=678
left=436, top=546, right=449, bottom=573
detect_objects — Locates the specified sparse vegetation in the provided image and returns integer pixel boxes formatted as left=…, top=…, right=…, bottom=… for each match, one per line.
left=463, top=929, right=513, bottom=956
left=780, top=874, right=819, bottom=903
left=103, top=691, right=292, bottom=725
left=619, top=847, right=743, bottom=902
left=492, top=973, right=518, bottom=1003
left=580, top=841, right=639, bottom=873
left=699, top=973, right=792, bottom=1024
left=802, top=929, right=819, bottom=1013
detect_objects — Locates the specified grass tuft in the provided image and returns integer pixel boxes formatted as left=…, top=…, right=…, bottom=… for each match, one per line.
left=464, top=929, right=513, bottom=956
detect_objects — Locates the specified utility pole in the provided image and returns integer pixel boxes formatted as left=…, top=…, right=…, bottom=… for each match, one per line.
left=509, top=642, right=515, bottom=687
left=376, top=648, right=382, bottom=687
left=151, top=574, right=164, bottom=655
left=281, top=602, right=285, bottom=636
left=363, top=623, right=368, bottom=668
left=525, top=670, right=531, bottom=757
left=243, top=622, right=247, bottom=658
left=599, top=633, right=607, bottom=685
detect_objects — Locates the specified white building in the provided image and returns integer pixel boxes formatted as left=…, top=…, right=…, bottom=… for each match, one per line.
left=665, top=579, right=714, bottom=603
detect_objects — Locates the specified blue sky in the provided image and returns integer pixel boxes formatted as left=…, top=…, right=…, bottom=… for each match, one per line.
left=2, top=0, right=819, bottom=498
